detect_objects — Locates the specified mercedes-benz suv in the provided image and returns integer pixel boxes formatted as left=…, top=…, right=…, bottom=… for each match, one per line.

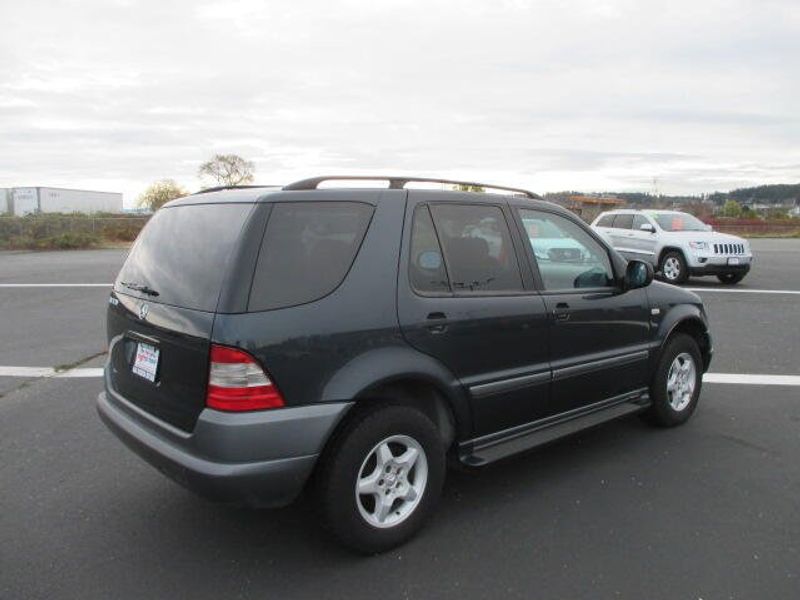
left=98, top=176, right=713, bottom=553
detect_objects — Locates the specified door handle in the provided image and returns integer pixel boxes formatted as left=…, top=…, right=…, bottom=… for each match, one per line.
left=426, top=312, right=448, bottom=334
left=553, top=302, right=570, bottom=322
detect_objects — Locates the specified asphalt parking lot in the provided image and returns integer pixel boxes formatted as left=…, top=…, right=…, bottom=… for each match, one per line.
left=1, top=240, right=799, bottom=600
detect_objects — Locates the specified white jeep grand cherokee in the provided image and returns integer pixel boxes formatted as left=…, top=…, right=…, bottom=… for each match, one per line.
left=591, top=209, right=753, bottom=285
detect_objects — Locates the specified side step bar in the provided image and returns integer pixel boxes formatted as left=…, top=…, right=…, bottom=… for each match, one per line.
left=459, top=389, right=650, bottom=466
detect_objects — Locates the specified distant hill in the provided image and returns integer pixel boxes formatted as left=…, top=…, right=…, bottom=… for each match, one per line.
left=544, top=183, right=800, bottom=207
left=709, top=183, right=800, bottom=205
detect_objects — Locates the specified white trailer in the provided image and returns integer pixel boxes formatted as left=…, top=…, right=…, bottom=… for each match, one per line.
left=9, top=187, right=123, bottom=215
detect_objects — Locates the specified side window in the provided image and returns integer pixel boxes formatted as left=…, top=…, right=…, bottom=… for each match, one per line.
left=249, top=202, right=374, bottom=311
left=596, top=214, right=615, bottom=227
left=409, top=205, right=450, bottom=294
left=613, top=214, right=634, bottom=229
left=632, top=214, right=650, bottom=230
left=519, top=209, right=616, bottom=291
left=429, top=204, right=523, bottom=293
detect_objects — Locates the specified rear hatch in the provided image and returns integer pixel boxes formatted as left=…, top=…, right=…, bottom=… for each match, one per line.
left=106, top=201, right=256, bottom=431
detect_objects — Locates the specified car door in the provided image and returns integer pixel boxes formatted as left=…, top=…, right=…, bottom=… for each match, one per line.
left=609, top=213, right=635, bottom=258
left=397, top=193, right=551, bottom=437
left=626, top=213, right=658, bottom=264
left=513, top=206, right=651, bottom=415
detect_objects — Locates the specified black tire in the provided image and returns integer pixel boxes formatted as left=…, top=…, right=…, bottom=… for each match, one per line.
left=643, top=333, right=702, bottom=427
left=716, top=272, right=746, bottom=285
left=658, top=250, right=689, bottom=285
left=315, top=403, right=446, bottom=554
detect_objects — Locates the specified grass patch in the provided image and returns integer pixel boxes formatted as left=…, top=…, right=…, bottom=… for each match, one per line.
left=0, top=213, right=149, bottom=250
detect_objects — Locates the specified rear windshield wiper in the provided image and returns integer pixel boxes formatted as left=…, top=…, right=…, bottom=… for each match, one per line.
left=120, top=281, right=160, bottom=297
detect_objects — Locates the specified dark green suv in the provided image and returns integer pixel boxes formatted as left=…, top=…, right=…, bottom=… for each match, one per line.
left=98, top=176, right=712, bottom=553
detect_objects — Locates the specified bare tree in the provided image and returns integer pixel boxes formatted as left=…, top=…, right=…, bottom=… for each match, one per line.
left=137, top=179, right=187, bottom=211
left=198, top=154, right=255, bottom=187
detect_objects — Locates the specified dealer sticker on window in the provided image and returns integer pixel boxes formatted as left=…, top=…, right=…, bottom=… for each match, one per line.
left=132, top=342, right=159, bottom=382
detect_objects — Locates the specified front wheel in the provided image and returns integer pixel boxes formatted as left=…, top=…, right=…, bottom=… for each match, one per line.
left=717, top=272, right=746, bottom=285
left=658, top=251, right=689, bottom=284
left=643, top=333, right=702, bottom=427
left=315, top=404, right=445, bottom=554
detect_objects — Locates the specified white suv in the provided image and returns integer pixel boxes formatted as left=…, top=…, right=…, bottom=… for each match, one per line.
left=591, top=210, right=753, bottom=285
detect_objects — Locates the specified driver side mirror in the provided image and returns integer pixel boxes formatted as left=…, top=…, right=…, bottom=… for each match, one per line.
left=622, top=259, right=654, bottom=291
left=639, top=223, right=655, bottom=233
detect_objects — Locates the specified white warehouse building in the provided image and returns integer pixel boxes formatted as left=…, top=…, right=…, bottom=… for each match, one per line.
left=1, top=187, right=123, bottom=215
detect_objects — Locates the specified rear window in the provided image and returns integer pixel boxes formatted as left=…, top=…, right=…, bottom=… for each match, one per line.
left=115, top=203, right=253, bottom=312
left=248, top=202, right=374, bottom=311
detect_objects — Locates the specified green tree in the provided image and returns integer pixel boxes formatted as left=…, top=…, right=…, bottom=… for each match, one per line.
left=137, top=179, right=187, bottom=211
left=452, top=183, right=485, bottom=193
left=721, top=199, right=742, bottom=218
left=198, top=154, right=255, bottom=187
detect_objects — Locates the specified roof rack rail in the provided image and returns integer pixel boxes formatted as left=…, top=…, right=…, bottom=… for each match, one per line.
left=282, top=176, right=540, bottom=199
left=192, top=184, right=282, bottom=195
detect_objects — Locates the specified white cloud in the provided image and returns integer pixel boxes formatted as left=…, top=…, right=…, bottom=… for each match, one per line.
left=0, top=0, right=798, bottom=205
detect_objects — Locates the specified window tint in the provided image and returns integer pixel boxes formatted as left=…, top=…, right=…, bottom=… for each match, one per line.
left=519, top=209, right=615, bottom=291
left=612, top=214, right=634, bottom=229
left=632, top=214, right=650, bottom=230
left=115, top=203, right=253, bottom=311
left=430, top=204, right=522, bottom=293
left=249, top=202, right=373, bottom=311
left=409, top=205, right=450, bottom=294
left=596, top=214, right=615, bottom=227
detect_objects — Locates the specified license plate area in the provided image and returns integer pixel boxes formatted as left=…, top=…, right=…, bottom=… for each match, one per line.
left=132, top=342, right=160, bottom=382
left=728, top=257, right=740, bottom=265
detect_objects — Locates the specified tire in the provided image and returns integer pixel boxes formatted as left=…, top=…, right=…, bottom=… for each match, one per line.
left=716, top=272, right=746, bottom=285
left=315, top=403, right=446, bottom=554
left=643, top=333, right=702, bottom=427
left=658, top=250, right=689, bottom=285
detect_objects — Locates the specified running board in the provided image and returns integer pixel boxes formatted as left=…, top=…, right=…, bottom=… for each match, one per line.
left=459, top=390, right=650, bottom=466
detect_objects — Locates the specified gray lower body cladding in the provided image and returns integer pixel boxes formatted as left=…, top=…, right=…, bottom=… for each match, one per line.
left=97, top=385, right=352, bottom=508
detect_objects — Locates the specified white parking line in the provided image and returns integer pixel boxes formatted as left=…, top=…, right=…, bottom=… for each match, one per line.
left=687, top=288, right=800, bottom=295
left=1, top=366, right=798, bottom=387
left=0, top=283, right=112, bottom=288
left=0, top=366, right=104, bottom=378
left=703, top=373, right=800, bottom=386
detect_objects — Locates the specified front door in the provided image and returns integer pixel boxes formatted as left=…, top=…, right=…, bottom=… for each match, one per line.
left=514, top=207, right=651, bottom=415
left=397, top=193, right=551, bottom=437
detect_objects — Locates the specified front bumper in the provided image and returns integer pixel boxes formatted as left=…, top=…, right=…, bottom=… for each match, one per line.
left=689, top=263, right=751, bottom=277
left=97, top=387, right=352, bottom=508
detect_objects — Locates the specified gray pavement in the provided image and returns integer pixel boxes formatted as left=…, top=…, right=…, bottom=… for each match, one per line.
left=1, top=240, right=799, bottom=600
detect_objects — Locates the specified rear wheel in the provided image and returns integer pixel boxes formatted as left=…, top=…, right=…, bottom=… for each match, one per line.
left=716, top=272, right=746, bottom=285
left=315, top=404, right=445, bottom=554
left=644, top=333, right=702, bottom=427
left=659, top=251, right=689, bottom=284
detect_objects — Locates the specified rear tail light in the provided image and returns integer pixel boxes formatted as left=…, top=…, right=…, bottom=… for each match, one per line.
left=206, top=344, right=285, bottom=411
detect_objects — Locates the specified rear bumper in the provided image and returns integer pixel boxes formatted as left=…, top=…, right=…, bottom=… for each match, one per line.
left=97, top=388, right=352, bottom=508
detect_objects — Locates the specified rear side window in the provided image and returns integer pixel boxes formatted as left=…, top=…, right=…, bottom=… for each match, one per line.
left=430, top=204, right=523, bottom=293
left=115, top=203, right=253, bottom=312
left=248, top=202, right=373, bottom=311
left=596, top=214, right=615, bottom=227
left=612, top=214, right=634, bottom=229
left=409, top=205, right=450, bottom=294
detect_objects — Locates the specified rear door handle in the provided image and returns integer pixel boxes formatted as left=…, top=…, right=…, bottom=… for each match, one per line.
left=553, top=302, right=570, bottom=322
left=426, top=312, right=448, bottom=333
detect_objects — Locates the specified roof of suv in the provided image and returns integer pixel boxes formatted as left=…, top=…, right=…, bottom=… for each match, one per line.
left=165, top=176, right=544, bottom=209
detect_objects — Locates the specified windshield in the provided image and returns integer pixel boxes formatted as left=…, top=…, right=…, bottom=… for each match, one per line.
left=651, top=212, right=707, bottom=232
left=115, top=203, right=253, bottom=311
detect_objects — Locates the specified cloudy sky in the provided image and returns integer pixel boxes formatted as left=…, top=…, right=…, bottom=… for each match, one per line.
left=1, top=0, right=798, bottom=206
